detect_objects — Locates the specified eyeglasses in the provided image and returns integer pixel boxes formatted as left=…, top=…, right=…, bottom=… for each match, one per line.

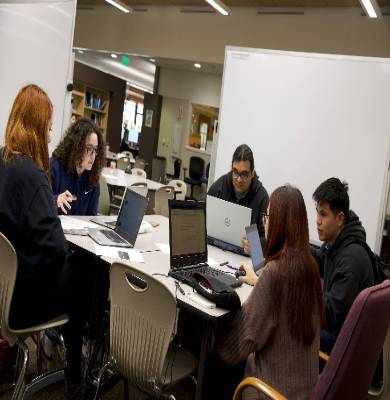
left=262, top=211, right=269, bottom=225
left=232, top=169, right=251, bottom=181
left=85, top=145, right=99, bottom=156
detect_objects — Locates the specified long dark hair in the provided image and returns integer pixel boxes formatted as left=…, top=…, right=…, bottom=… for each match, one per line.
left=53, top=118, right=105, bottom=188
left=232, top=144, right=254, bottom=171
left=265, top=185, right=324, bottom=345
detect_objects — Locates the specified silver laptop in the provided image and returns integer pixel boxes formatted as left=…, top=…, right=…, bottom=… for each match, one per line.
left=206, top=195, right=251, bottom=248
left=91, top=186, right=147, bottom=229
left=88, top=188, right=148, bottom=247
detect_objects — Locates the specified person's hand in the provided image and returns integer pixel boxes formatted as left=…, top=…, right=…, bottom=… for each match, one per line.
left=239, top=264, right=258, bottom=286
left=57, top=190, right=77, bottom=214
left=242, top=235, right=251, bottom=255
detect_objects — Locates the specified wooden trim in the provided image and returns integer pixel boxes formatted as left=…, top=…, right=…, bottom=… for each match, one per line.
left=233, top=377, right=287, bottom=400
left=319, top=351, right=330, bottom=363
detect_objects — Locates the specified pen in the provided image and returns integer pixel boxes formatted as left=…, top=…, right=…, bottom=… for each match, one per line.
left=225, top=264, right=239, bottom=271
left=175, top=280, right=185, bottom=295
left=219, top=261, right=229, bottom=266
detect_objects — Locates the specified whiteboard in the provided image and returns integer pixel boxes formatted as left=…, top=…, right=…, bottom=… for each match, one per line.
left=214, top=47, right=390, bottom=252
left=0, top=0, right=76, bottom=154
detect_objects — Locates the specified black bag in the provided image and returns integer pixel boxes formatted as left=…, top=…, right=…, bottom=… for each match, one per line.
left=192, top=272, right=241, bottom=311
left=353, top=240, right=390, bottom=285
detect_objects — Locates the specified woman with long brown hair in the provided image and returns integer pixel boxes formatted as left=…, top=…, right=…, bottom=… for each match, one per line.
left=215, top=185, right=323, bottom=399
left=51, top=117, right=105, bottom=215
left=0, top=84, right=87, bottom=399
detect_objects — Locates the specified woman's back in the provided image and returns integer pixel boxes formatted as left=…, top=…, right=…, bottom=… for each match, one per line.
left=217, top=261, right=320, bottom=399
left=0, top=151, right=67, bottom=283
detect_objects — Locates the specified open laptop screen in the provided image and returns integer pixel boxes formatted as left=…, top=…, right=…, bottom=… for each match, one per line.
left=169, top=201, right=207, bottom=268
left=116, top=189, right=148, bottom=244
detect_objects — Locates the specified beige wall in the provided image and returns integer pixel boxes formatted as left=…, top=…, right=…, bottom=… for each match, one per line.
left=158, top=96, right=190, bottom=176
left=74, top=6, right=390, bottom=64
left=158, top=68, right=221, bottom=108
left=157, top=68, right=220, bottom=177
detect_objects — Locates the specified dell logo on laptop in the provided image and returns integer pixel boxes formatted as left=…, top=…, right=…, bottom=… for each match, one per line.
left=224, top=217, right=231, bottom=227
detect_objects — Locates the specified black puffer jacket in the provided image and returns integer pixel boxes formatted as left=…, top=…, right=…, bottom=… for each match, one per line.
left=313, top=210, right=374, bottom=336
left=208, top=171, right=269, bottom=238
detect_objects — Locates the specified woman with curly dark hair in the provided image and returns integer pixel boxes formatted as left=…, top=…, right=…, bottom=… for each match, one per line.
left=50, top=117, right=105, bottom=215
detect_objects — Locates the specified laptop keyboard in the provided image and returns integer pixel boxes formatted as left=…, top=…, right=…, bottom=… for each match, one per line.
left=101, top=229, right=126, bottom=244
left=172, top=264, right=232, bottom=280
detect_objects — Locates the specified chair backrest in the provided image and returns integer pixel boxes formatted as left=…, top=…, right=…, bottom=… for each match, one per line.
left=109, top=262, right=177, bottom=393
left=0, top=233, right=18, bottom=345
left=117, top=157, right=131, bottom=171
left=368, top=327, right=390, bottom=400
left=134, top=159, right=145, bottom=170
left=121, top=151, right=134, bottom=160
left=98, top=175, right=110, bottom=215
left=311, top=280, right=390, bottom=400
left=168, top=179, right=187, bottom=201
left=129, top=183, right=148, bottom=198
left=131, top=168, right=147, bottom=178
left=154, top=186, right=175, bottom=217
left=189, top=156, right=205, bottom=181
left=205, top=162, right=210, bottom=179
left=173, top=158, right=182, bottom=179
left=151, top=157, right=167, bottom=183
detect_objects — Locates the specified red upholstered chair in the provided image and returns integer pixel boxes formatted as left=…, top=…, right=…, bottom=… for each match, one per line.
left=233, top=280, right=390, bottom=400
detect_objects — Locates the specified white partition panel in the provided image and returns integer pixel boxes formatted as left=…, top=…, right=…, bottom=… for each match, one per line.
left=0, top=0, right=76, bottom=153
left=214, top=47, right=390, bottom=251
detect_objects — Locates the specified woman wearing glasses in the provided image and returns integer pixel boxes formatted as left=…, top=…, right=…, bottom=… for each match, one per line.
left=213, top=185, right=323, bottom=399
left=51, top=117, right=105, bottom=215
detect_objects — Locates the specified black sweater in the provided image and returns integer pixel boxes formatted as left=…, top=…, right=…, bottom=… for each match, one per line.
left=313, top=210, right=374, bottom=336
left=0, top=152, right=67, bottom=298
left=208, top=171, right=269, bottom=238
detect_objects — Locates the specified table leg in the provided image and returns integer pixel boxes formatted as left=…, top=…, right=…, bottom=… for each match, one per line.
left=195, top=319, right=210, bottom=400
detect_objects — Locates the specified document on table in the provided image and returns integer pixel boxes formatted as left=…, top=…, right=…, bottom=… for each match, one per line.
left=94, top=244, right=144, bottom=263
left=60, top=216, right=97, bottom=229
left=60, top=216, right=97, bottom=234
left=154, top=242, right=219, bottom=266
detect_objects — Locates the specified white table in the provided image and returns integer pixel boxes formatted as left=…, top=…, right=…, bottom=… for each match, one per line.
left=102, top=167, right=166, bottom=192
left=64, top=214, right=252, bottom=399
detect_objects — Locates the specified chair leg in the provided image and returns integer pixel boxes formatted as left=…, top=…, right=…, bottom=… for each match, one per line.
left=92, top=361, right=112, bottom=400
left=12, top=339, right=29, bottom=400
left=123, top=377, right=129, bottom=400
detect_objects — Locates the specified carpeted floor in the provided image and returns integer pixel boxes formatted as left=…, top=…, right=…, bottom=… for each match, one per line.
left=0, top=377, right=195, bottom=400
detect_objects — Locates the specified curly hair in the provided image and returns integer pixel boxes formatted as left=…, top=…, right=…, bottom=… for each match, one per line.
left=53, top=117, right=105, bottom=188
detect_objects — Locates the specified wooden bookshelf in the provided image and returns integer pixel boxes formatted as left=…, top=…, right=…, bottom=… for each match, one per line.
left=71, top=80, right=110, bottom=137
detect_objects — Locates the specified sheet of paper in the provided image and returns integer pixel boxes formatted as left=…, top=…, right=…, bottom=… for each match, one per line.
left=207, top=257, right=219, bottom=266
left=155, top=242, right=170, bottom=254
left=59, top=216, right=97, bottom=230
left=95, top=245, right=144, bottom=263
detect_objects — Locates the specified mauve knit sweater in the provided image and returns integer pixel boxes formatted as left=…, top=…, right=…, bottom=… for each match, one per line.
left=216, top=262, right=320, bottom=400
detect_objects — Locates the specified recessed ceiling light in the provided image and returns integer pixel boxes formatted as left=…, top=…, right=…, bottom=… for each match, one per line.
left=194, top=63, right=202, bottom=69
left=78, top=50, right=84, bottom=54
left=149, top=58, right=156, bottom=63
left=105, top=0, right=132, bottom=13
left=204, top=0, right=231, bottom=15
left=111, top=53, right=118, bottom=59
left=358, top=0, right=381, bottom=17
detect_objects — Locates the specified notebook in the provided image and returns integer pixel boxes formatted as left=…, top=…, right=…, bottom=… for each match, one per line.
left=88, top=188, right=148, bottom=247
left=206, top=195, right=252, bottom=255
left=168, top=200, right=241, bottom=289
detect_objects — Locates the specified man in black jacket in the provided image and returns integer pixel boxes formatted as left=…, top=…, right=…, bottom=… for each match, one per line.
left=208, top=144, right=269, bottom=249
left=312, top=177, right=374, bottom=353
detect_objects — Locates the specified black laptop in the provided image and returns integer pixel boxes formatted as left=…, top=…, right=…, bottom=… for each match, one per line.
left=88, top=188, right=148, bottom=247
left=168, top=200, right=241, bottom=288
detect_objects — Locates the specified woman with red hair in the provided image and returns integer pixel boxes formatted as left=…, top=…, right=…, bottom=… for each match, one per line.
left=0, top=84, right=86, bottom=399
left=215, top=185, right=324, bottom=400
